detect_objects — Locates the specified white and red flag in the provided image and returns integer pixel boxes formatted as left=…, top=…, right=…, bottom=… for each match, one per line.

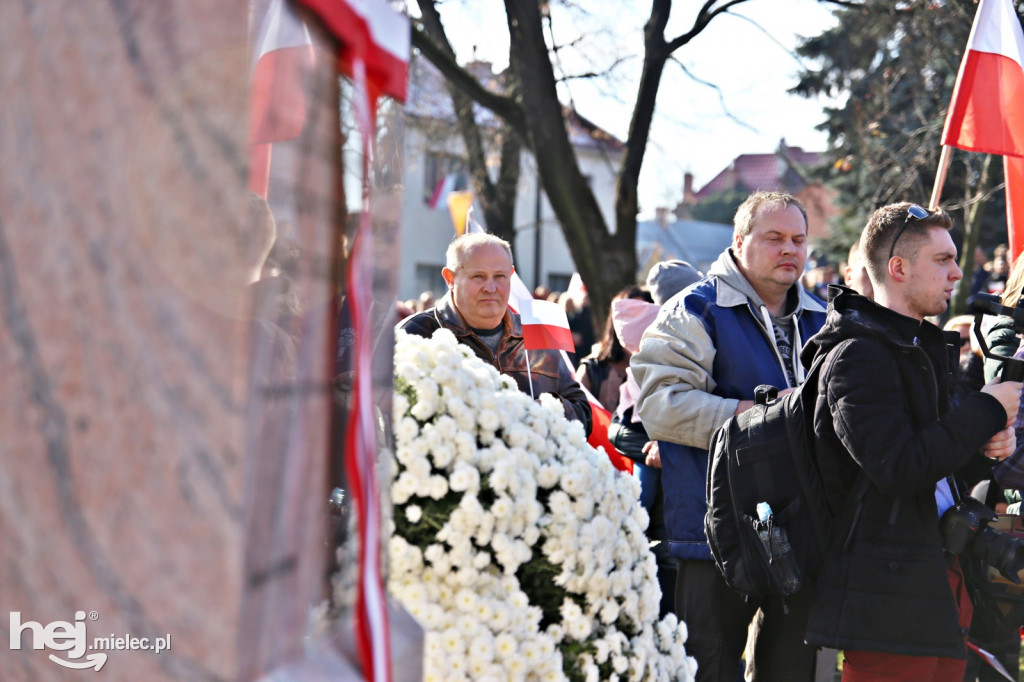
left=941, top=0, right=1024, bottom=260
left=428, top=173, right=458, bottom=209
left=247, top=0, right=315, bottom=197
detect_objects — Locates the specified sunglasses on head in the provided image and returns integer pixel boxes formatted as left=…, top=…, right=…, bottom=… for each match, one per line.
left=888, top=204, right=931, bottom=260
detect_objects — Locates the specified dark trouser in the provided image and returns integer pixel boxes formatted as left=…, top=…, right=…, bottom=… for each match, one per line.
left=675, top=559, right=817, bottom=682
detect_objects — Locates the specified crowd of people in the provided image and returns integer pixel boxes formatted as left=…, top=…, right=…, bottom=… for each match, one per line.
left=394, top=191, right=1024, bottom=682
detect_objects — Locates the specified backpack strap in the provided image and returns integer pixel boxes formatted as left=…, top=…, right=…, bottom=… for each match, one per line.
left=747, top=353, right=831, bottom=507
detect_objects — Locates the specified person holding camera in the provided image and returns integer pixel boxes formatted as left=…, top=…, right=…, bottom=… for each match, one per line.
left=800, top=203, right=1022, bottom=681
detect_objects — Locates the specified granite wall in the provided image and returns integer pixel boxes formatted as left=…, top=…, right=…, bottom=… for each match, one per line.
left=0, top=2, right=362, bottom=679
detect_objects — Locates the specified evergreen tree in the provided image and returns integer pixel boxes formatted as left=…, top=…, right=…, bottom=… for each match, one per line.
left=793, top=0, right=1021, bottom=312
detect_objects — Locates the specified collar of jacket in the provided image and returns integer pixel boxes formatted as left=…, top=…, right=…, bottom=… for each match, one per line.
left=432, top=290, right=522, bottom=339
left=824, top=283, right=948, bottom=351
left=708, top=248, right=825, bottom=316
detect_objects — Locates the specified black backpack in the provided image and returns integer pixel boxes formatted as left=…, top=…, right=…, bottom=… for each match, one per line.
left=704, top=351, right=863, bottom=597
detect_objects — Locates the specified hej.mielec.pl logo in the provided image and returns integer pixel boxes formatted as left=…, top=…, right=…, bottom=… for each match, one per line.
left=10, top=611, right=171, bottom=671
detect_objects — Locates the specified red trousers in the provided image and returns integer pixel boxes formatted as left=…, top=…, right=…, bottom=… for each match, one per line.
left=842, top=560, right=973, bottom=682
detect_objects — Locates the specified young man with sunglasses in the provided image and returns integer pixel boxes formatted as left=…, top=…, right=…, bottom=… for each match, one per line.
left=801, top=202, right=1022, bottom=681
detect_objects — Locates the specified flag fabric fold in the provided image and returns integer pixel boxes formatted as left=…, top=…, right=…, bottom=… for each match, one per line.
left=941, top=0, right=1024, bottom=260
left=428, top=173, right=457, bottom=209
left=447, top=190, right=475, bottom=235
left=247, top=0, right=315, bottom=197
left=1006, top=155, right=1024, bottom=259
left=515, top=297, right=577, bottom=352
left=249, top=0, right=315, bottom=145
left=297, top=0, right=410, bottom=101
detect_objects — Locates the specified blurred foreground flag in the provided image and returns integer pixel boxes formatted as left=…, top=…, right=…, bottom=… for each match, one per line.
left=249, top=0, right=314, bottom=144
left=247, top=0, right=314, bottom=196
left=941, top=0, right=1024, bottom=260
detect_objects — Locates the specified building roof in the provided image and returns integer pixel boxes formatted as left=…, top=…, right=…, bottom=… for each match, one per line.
left=695, top=142, right=822, bottom=199
left=565, top=108, right=624, bottom=153
left=404, top=55, right=503, bottom=127
left=636, top=217, right=733, bottom=276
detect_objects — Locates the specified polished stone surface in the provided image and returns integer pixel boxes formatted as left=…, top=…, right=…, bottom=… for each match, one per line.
left=0, top=2, right=346, bottom=679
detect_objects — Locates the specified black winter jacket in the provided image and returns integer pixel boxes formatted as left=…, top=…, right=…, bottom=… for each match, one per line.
left=802, top=286, right=1005, bottom=658
left=397, top=292, right=592, bottom=435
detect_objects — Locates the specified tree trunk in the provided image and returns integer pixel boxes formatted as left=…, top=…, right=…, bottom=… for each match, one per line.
left=416, top=0, right=522, bottom=257
left=503, top=0, right=634, bottom=328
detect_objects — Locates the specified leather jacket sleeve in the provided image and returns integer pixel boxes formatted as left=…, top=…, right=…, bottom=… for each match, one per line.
left=554, top=360, right=593, bottom=436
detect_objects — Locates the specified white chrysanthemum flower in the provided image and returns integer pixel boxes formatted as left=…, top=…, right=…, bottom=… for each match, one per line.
left=388, top=331, right=694, bottom=682
left=405, top=505, right=422, bottom=524
left=427, top=474, right=449, bottom=500
left=477, top=408, right=500, bottom=432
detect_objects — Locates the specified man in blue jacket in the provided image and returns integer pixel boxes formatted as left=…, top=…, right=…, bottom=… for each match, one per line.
left=633, top=191, right=826, bottom=681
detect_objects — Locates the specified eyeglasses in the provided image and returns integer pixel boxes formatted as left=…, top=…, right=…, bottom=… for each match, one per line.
left=888, top=204, right=931, bottom=260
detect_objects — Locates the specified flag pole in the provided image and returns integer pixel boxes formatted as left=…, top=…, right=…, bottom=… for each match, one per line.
left=929, top=145, right=954, bottom=210
left=524, top=347, right=535, bottom=398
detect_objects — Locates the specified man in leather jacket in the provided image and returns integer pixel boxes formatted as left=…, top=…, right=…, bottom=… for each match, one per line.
left=803, top=203, right=1021, bottom=680
left=397, top=233, right=591, bottom=435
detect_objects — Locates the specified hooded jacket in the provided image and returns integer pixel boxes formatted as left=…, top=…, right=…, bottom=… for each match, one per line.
left=632, top=249, right=826, bottom=560
left=398, top=292, right=592, bottom=435
left=802, top=286, right=1005, bottom=658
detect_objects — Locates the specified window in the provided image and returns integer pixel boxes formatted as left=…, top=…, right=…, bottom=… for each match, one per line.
left=415, top=264, right=447, bottom=300
left=424, top=152, right=469, bottom=204
left=548, top=273, right=572, bottom=293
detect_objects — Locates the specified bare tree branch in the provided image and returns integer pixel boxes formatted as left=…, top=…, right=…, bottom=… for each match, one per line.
left=555, top=56, right=634, bottom=83
left=818, top=0, right=868, bottom=8
left=664, top=0, right=751, bottom=54
left=410, top=22, right=529, bottom=139
left=667, top=56, right=758, bottom=133
left=729, top=12, right=805, bottom=68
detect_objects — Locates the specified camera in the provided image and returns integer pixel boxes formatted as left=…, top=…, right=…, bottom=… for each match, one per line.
left=941, top=497, right=1024, bottom=584
left=969, top=293, right=1024, bottom=381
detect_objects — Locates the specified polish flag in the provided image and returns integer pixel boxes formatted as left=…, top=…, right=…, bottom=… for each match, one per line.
left=575, top=374, right=634, bottom=474
left=505, top=257, right=575, bottom=353
left=941, top=0, right=1024, bottom=259
left=247, top=0, right=315, bottom=196
left=428, top=173, right=457, bottom=209
left=249, top=0, right=315, bottom=144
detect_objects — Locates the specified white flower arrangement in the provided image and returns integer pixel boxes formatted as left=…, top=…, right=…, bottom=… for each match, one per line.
left=390, top=328, right=695, bottom=682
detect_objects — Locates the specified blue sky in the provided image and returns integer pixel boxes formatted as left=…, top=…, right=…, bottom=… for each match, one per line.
left=415, top=0, right=842, bottom=218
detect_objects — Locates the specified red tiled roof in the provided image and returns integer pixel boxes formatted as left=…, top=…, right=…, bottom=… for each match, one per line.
left=695, top=145, right=822, bottom=199
left=565, top=108, right=625, bottom=152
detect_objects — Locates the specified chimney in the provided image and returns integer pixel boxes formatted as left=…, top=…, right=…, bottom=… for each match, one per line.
left=683, top=172, right=695, bottom=203
left=656, top=207, right=670, bottom=227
